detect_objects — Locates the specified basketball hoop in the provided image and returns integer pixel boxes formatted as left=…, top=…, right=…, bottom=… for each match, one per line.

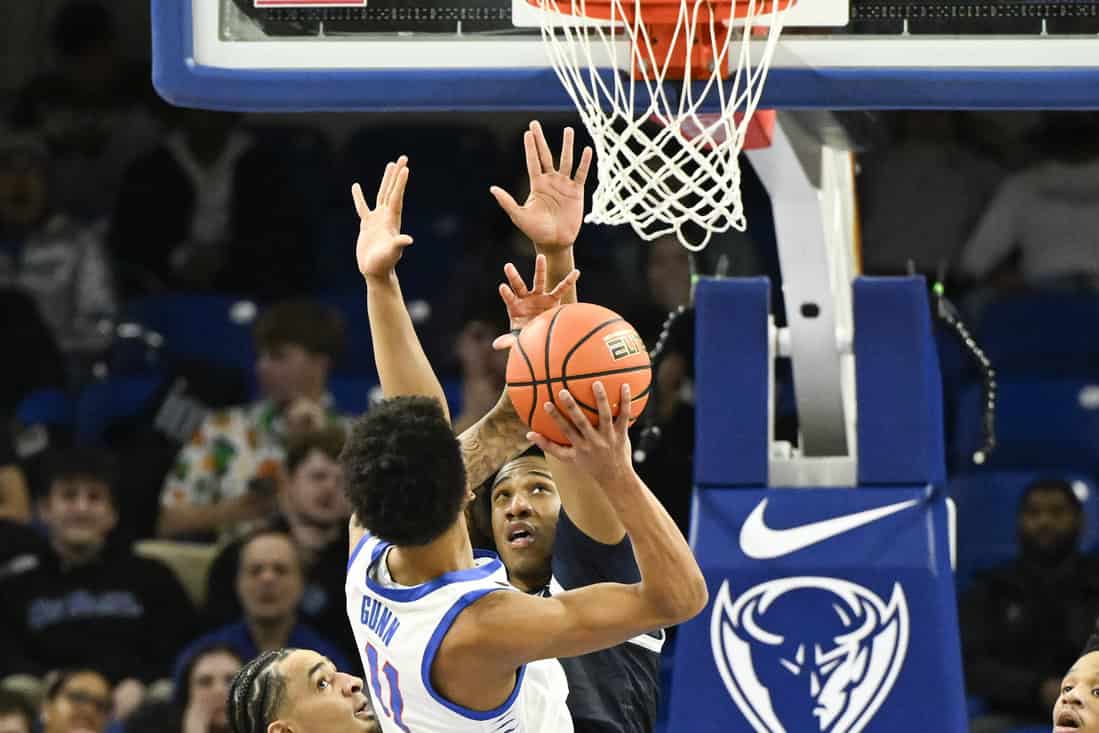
left=530, top=0, right=793, bottom=250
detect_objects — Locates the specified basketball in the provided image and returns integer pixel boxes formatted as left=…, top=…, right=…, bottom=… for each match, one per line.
left=506, top=303, right=651, bottom=445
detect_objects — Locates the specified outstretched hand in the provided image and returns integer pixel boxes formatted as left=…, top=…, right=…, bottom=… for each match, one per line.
left=490, top=120, right=594, bottom=252
left=528, top=381, right=633, bottom=488
left=352, top=155, right=413, bottom=282
left=491, top=253, right=579, bottom=351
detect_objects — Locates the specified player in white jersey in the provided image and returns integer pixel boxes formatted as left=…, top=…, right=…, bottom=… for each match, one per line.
left=225, top=131, right=707, bottom=733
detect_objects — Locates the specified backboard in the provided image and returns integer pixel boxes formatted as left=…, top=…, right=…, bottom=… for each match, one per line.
left=153, top=0, right=1099, bottom=111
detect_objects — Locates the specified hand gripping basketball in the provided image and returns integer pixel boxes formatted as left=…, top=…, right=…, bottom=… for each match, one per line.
left=506, top=302, right=651, bottom=445
left=530, top=382, right=634, bottom=484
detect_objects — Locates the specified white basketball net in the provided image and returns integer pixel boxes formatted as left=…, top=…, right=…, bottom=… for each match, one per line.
left=534, top=0, right=789, bottom=250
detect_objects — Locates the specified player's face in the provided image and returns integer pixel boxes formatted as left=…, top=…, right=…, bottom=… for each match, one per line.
left=1019, top=488, right=1080, bottom=553
left=38, top=479, right=117, bottom=556
left=1053, top=651, right=1099, bottom=732
left=490, top=456, right=560, bottom=592
left=42, top=672, right=111, bottom=733
left=256, top=344, right=327, bottom=407
left=189, top=651, right=241, bottom=732
left=236, top=535, right=305, bottom=624
left=286, top=450, right=350, bottom=528
left=275, top=650, right=378, bottom=733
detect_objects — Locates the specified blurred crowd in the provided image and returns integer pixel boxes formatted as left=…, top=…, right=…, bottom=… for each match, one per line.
left=2, top=3, right=1099, bottom=733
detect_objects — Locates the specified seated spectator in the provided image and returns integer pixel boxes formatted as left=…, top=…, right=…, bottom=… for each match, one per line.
left=0, top=135, right=117, bottom=357
left=175, top=530, right=351, bottom=688
left=203, top=427, right=356, bottom=662
left=157, top=301, right=347, bottom=540
left=960, top=477, right=1099, bottom=733
left=108, top=109, right=306, bottom=299
left=961, top=112, right=1099, bottom=292
left=859, top=111, right=1002, bottom=278
left=0, top=450, right=197, bottom=690
left=39, top=669, right=112, bottom=733
left=126, top=645, right=241, bottom=733
left=0, top=689, right=35, bottom=733
left=451, top=295, right=509, bottom=433
left=8, top=1, right=160, bottom=222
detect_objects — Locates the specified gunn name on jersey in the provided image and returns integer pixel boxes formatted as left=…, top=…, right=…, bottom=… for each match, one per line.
left=360, top=596, right=400, bottom=645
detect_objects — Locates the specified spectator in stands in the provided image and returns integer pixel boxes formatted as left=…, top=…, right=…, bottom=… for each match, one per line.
left=127, top=644, right=241, bottom=733
left=0, top=689, right=35, bottom=733
left=175, top=530, right=351, bottom=688
left=202, top=427, right=355, bottom=662
left=960, top=477, right=1099, bottom=733
left=0, top=135, right=117, bottom=357
left=108, top=109, right=306, bottom=299
left=157, top=300, right=347, bottom=540
left=0, top=451, right=197, bottom=695
left=7, top=1, right=160, bottom=221
left=451, top=295, right=509, bottom=433
left=960, top=112, right=1099, bottom=292
left=39, top=669, right=112, bottom=733
left=859, top=111, right=1003, bottom=278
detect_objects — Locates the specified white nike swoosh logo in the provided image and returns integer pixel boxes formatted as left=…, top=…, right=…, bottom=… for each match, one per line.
left=739, top=497, right=920, bottom=559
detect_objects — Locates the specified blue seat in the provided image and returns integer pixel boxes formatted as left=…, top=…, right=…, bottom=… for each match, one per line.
left=120, top=295, right=258, bottom=377
left=75, top=375, right=167, bottom=446
left=16, top=389, right=77, bottom=429
left=954, top=377, right=1099, bottom=471
left=978, top=293, right=1099, bottom=376
left=950, top=471, right=1099, bottom=589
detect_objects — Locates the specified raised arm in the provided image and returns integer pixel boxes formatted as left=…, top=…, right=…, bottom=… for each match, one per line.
left=492, top=120, right=626, bottom=544
left=446, top=382, right=707, bottom=673
left=466, top=255, right=579, bottom=491
left=352, top=157, right=450, bottom=418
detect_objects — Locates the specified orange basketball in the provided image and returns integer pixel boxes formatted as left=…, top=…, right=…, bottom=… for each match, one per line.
left=506, top=303, right=651, bottom=445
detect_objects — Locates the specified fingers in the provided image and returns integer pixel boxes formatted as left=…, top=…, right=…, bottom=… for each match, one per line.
left=503, top=262, right=530, bottom=297
left=375, top=162, right=395, bottom=209
left=351, top=183, right=370, bottom=218
left=390, top=165, right=410, bottom=217
left=498, top=281, right=521, bottom=312
left=524, top=131, right=542, bottom=181
left=489, top=185, right=522, bottom=221
left=556, top=389, right=598, bottom=440
left=574, top=146, right=594, bottom=186
left=527, top=431, right=573, bottom=461
left=545, top=399, right=586, bottom=445
left=559, top=126, right=575, bottom=177
left=530, top=120, right=556, bottom=173
left=613, top=382, right=632, bottom=435
left=592, top=381, right=614, bottom=432
left=547, top=268, right=580, bottom=299
left=376, top=156, right=408, bottom=208
left=395, top=234, right=414, bottom=247
left=491, top=333, right=516, bottom=351
left=532, top=253, right=547, bottom=294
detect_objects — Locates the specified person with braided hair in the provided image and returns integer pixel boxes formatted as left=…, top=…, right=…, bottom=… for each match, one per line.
left=225, top=650, right=378, bottom=733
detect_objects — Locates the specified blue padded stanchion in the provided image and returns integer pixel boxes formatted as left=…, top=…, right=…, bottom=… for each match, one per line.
left=693, top=277, right=770, bottom=488
left=669, top=276, right=966, bottom=732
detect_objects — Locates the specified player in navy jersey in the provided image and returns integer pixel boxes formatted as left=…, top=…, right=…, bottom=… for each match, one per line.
left=475, top=123, right=667, bottom=731
left=226, top=132, right=706, bottom=733
left=478, top=447, right=663, bottom=733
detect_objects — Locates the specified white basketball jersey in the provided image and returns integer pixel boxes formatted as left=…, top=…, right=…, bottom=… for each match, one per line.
left=346, top=533, right=573, bottom=733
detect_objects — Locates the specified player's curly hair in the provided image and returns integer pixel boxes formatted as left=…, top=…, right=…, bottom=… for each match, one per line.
left=226, top=649, right=293, bottom=733
left=341, top=396, right=466, bottom=546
